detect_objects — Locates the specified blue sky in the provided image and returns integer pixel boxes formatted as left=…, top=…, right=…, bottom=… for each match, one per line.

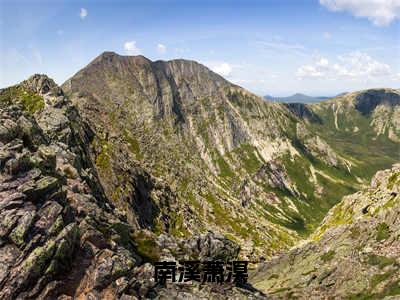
left=1, top=0, right=399, bottom=96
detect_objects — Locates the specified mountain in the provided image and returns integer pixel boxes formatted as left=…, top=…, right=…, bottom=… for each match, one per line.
left=0, top=52, right=399, bottom=299
left=264, top=93, right=343, bottom=103
left=62, top=51, right=389, bottom=259
left=0, top=74, right=263, bottom=299
left=62, top=52, right=399, bottom=252
left=251, top=164, right=400, bottom=299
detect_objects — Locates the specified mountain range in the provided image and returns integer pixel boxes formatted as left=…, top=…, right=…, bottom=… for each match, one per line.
left=263, top=93, right=347, bottom=103
left=0, top=51, right=399, bottom=299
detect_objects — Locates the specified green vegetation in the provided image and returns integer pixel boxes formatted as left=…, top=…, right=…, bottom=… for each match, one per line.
left=277, top=150, right=358, bottom=238
left=169, top=211, right=190, bottom=237
left=376, top=222, right=390, bottom=241
left=349, top=226, right=361, bottom=239
left=132, top=231, right=160, bottom=263
left=313, top=202, right=353, bottom=240
left=214, top=151, right=235, bottom=178
left=110, top=222, right=133, bottom=248
left=0, top=86, right=44, bottom=114
left=309, top=104, right=398, bottom=181
left=348, top=275, right=400, bottom=299
left=387, top=173, right=399, bottom=190
left=123, top=130, right=143, bottom=160
left=367, top=254, right=396, bottom=269
left=370, top=269, right=397, bottom=289
left=95, top=139, right=112, bottom=172
left=21, top=91, right=45, bottom=113
left=237, top=144, right=263, bottom=173
left=321, top=250, right=335, bottom=262
left=203, top=191, right=265, bottom=246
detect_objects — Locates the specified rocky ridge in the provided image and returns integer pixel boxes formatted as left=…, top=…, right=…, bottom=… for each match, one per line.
left=250, top=164, right=400, bottom=299
left=0, top=75, right=260, bottom=299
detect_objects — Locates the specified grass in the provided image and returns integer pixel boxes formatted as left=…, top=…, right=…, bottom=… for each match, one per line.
left=313, top=201, right=354, bottom=240
left=131, top=231, right=160, bottom=263
left=275, top=152, right=356, bottom=238
left=321, top=250, right=335, bottom=262
left=376, top=223, right=390, bottom=241
left=387, top=173, right=399, bottom=190
left=202, top=191, right=265, bottom=246
left=370, top=269, right=397, bottom=289
left=367, top=254, right=396, bottom=269
left=0, top=85, right=44, bottom=114
left=169, top=211, right=190, bottom=238
left=123, top=130, right=143, bottom=160
left=309, top=103, right=399, bottom=181
left=94, top=138, right=113, bottom=172
left=237, top=143, right=263, bottom=174
left=214, top=151, right=235, bottom=178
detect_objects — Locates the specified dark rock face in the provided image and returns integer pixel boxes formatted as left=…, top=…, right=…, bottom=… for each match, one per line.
left=0, top=75, right=139, bottom=299
left=355, top=89, right=400, bottom=115
left=63, top=51, right=228, bottom=123
left=255, top=161, right=299, bottom=196
left=285, top=103, right=322, bottom=123
left=155, top=232, right=240, bottom=262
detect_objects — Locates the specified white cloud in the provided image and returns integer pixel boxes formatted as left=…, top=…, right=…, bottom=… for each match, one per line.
left=320, top=0, right=400, bottom=26
left=316, top=57, right=329, bottom=68
left=208, top=62, right=233, bottom=77
left=259, top=40, right=308, bottom=57
left=337, top=51, right=391, bottom=77
left=297, top=52, right=391, bottom=79
left=80, top=8, right=88, bottom=20
left=210, top=62, right=278, bottom=94
left=323, top=32, right=332, bottom=39
left=297, top=65, right=324, bottom=78
left=123, top=41, right=141, bottom=55
left=297, top=57, right=329, bottom=78
left=157, top=43, right=166, bottom=54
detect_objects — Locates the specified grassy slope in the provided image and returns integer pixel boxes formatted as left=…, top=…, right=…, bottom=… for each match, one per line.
left=309, top=100, right=399, bottom=179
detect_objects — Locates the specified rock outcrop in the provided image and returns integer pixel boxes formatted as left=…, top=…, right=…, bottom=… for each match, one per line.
left=251, top=165, right=400, bottom=299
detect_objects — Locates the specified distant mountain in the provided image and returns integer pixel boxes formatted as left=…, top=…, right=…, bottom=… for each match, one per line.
left=264, top=92, right=345, bottom=103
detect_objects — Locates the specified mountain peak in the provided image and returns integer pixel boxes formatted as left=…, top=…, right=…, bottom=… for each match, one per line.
left=90, top=51, right=152, bottom=66
left=63, top=51, right=230, bottom=104
left=21, top=74, right=63, bottom=97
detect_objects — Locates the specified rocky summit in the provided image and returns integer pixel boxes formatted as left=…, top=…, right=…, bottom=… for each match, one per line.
left=0, top=52, right=399, bottom=299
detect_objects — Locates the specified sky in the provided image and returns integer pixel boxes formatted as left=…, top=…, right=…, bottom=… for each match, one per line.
left=0, top=0, right=399, bottom=96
